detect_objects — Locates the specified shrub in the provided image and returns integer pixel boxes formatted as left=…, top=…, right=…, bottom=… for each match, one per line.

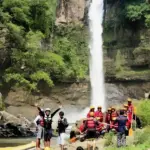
left=104, top=132, right=114, bottom=147
left=136, top=100, right=150, bottom=126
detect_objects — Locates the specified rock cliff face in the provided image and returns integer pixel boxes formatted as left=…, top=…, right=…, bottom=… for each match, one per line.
left=4, top=82, right=150, bottom=120
left=56, top=0, right=86, bottom=24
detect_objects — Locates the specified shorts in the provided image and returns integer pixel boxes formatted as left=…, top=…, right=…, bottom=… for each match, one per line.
left=44, top=129, right=52, bottom=141
left=86, top=129, right=97, bottom=139
left=37, top=126, right=44, bottom=139
left=57, top=133, right=68, bottom=145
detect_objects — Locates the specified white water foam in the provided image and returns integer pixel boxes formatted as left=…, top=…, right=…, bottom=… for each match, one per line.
left=63, top=0, right=106, bottom=123
left=89, top=0, right=105, bottom=109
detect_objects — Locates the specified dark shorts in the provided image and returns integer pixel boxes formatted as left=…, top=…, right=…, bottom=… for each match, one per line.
left=86, top=129, right=97, bottom=139
left=44, top=129, right=52, bottom=141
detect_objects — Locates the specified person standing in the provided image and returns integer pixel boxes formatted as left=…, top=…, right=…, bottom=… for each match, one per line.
left=114, top=110, right=128, bottom=147
left=44, top=106, right=61, bottom=148
left=105, top=108, right=112, bottom=132
left=34, top=107, right=44, bottom=150
left=95, top=106, right=103, bottom=122
left=57, top=111, right=69, bottom=150
left=87, top=106, right=96, bottom=118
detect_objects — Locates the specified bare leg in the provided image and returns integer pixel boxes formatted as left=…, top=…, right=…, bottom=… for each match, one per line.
left=36, top=139, right=41, bottom=150
left=60, top=144, right=64, bottom=150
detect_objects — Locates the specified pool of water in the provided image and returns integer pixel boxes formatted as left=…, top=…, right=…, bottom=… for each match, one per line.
left=0, top=138, right=35, bottom=147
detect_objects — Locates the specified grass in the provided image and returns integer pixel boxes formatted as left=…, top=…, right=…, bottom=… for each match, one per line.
left=116, top=70, right=150, bottom=80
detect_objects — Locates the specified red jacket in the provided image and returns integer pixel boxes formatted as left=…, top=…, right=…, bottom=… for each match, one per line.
left=79, top=123, right=85, bottom=132
left=87, top=111, right=96, bottom=118
left=111, top=111, right=118, bottom=121
left=127, top=105, right=134, bottom=122
left=96, top=122, right=105, bottom=132
left=95, top=111, right=103, bottom=122
left=86, top=118, right=96, bottom=129
left=105, top=113, right=111, bottom=124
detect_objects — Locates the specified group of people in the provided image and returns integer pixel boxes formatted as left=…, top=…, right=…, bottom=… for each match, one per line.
left=75, top=98, right=142, bottom=147
left=34, top=98, right=142, bottom=150
left=34, top=106, right=68, bottom=150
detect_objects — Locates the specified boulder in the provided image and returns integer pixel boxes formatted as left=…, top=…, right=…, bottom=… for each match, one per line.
left=0, top=111, right=34, bottom=137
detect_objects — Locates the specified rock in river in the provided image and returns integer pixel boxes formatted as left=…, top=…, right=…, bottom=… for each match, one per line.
left=0, top=111, right=34, bottom=137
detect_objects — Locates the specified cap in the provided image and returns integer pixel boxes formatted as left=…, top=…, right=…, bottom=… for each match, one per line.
left=45, top=108, right=51, bottom=112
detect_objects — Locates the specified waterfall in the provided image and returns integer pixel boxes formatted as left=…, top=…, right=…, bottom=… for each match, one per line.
left=89, top=0, right=105, bottom=109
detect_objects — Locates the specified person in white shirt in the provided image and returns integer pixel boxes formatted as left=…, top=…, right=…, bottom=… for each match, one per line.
left=34, top=107, right=44, bottom=150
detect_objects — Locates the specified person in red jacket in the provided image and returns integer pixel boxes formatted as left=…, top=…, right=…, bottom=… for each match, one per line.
left=105, top=108, right=112, bottom=124
left=105, top=108, right=112, bottom=132
left=87, top=106, right=95, bottom=118
left=95, top=106, right=103, bottom=122
left=85, top=112, right=98, bottom=139
left=127, top=98, right=134, bottom=123
left=110, top=107, right=118, bottom=130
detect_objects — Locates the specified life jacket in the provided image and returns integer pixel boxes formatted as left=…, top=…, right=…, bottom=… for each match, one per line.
left=95, top=111, right=103, bottom=120
left=96, top=122, right=105, bottom=132
left=127, top=105, right=134, bottom=114
left=111, top=111, right=117, bottom=120
left=105, top=113, right=111, bottom=123
left=44, top=115, right=52, bottom=129
left=127, top=105, right=134, bottom=122
left=39, top=117, right=44, bottom=127
left=87, top=118, right=96, bottom=129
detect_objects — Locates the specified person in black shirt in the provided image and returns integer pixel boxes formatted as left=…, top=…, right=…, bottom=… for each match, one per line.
left=57, top=111, right=68, bottom=150
left=43, top=106, right=62, bottom=148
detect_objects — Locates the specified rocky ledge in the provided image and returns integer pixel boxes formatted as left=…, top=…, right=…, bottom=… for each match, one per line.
left=0, top=111, right=34, bottom=137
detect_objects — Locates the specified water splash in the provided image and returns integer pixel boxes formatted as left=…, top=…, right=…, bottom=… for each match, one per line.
left=89, top=0, right=105, bottom=109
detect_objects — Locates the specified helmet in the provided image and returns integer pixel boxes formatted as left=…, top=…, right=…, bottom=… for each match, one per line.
left=123, top=104, right=128, bottom=107
left=127, top=98, right=132, bottom=102
left=45, top=108, right=51, bottom=112
left=90, top=106, right=95, bottom=110
left=98, top=106, right=102, bottom=109
left=111, top=106, right=115, bottom=110
left=89, top=112, right=94, bottom=117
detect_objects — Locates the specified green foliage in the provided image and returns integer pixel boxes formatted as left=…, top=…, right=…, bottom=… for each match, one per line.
left=30, top=71, right=53, bottom=87
left=53, top=25, right=89, bottom=80
left=137, top=100, right=150, bottom=126
left=104, top=132, right=114, bottom=147
left=0, top=0, right=89, bottom=91
left=126, top=3, right=150, bottom=27
left=134, top=127, right=150, bottom=145
left=115, top=50, right=126, bottom=72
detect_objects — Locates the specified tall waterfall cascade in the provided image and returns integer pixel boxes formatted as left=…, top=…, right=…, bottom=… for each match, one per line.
left=89, top=0, right=105, bottom=109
